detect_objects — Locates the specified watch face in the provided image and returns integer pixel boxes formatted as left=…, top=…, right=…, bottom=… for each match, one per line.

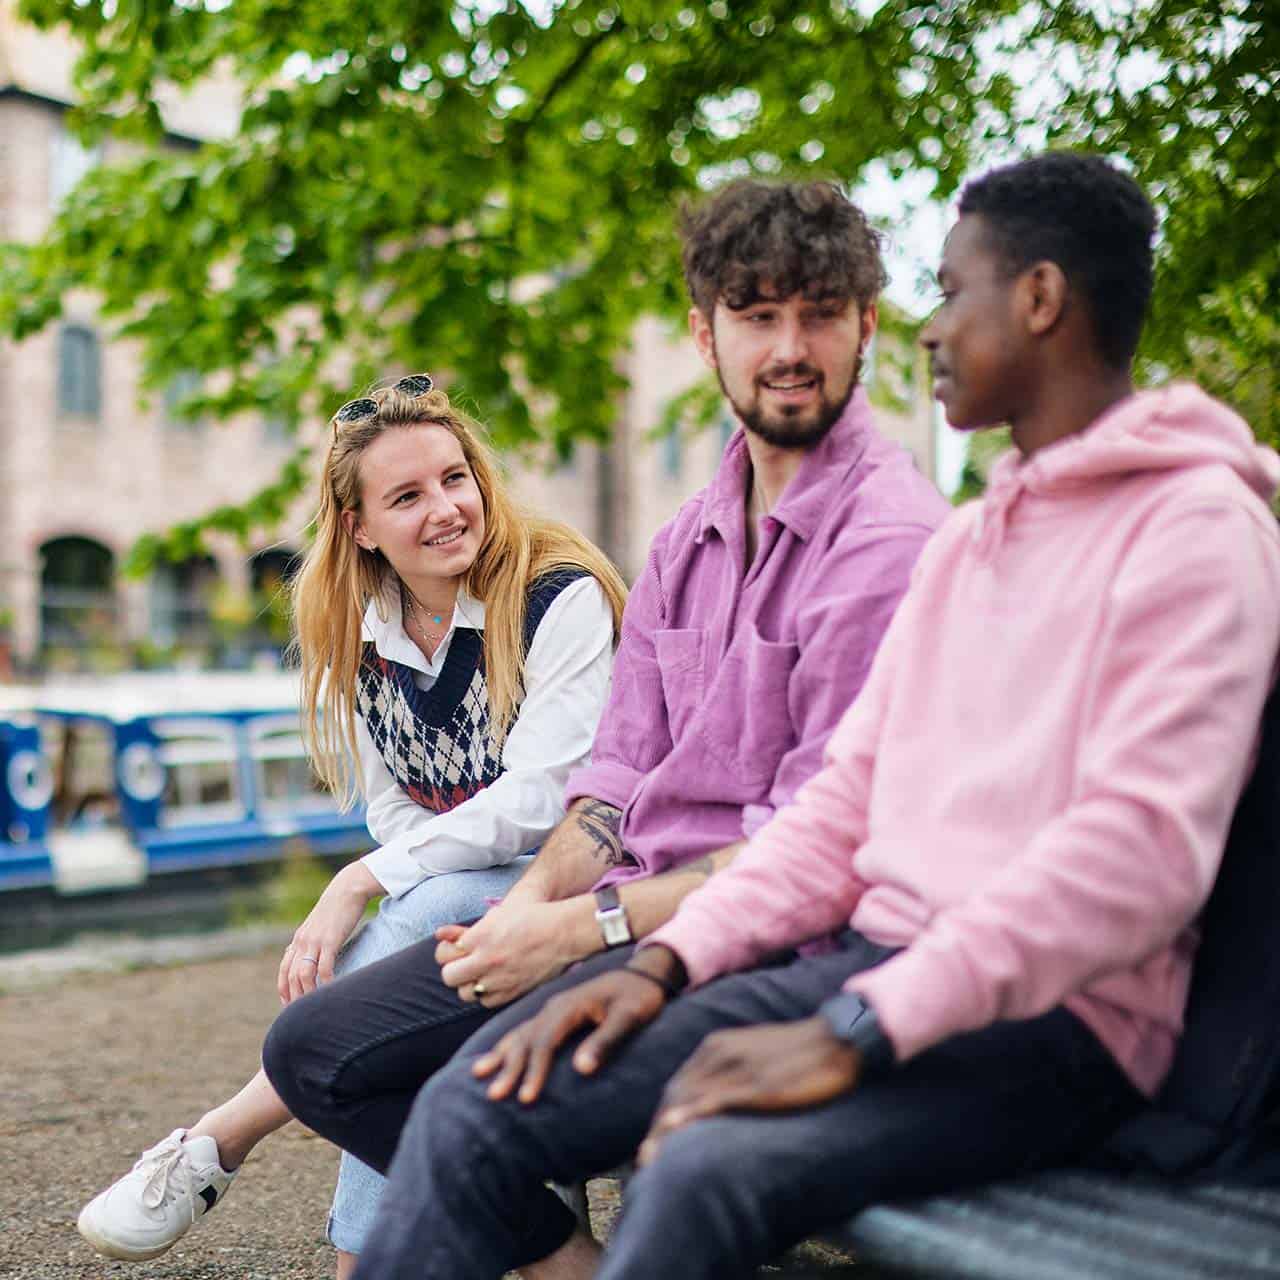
left=598, top=907, right=632, bottom=947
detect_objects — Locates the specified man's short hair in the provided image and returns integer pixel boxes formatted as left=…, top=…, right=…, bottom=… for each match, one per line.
left=680, top=179, right=887, bottom=317
left=958, top=152, right=1157, bottom=368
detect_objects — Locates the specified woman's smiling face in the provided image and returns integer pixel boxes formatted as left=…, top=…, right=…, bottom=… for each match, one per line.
left=345, top=423, right=486, bottom=589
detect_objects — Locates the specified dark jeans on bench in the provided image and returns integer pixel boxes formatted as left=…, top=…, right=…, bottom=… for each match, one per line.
left=262, top=926, right=639, bottom=1177
left=274, top=929, right=1142, bottom=1280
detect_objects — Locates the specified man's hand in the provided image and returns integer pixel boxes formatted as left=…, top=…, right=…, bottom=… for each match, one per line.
left=637, top=1017, right=863, bottom=1166
left=435, top=899, right=591, bottom=1008
left=472, top=969, right=669, bottom=1104
left=277, top=861, right=384, bottom=1004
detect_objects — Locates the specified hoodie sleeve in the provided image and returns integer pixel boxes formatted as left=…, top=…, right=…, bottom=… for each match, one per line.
left=850, top=499, right=1280, bottom=1066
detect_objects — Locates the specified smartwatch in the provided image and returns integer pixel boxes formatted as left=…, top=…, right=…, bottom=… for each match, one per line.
left=818, top=992, right=896, bottom=1075
left=593, top=885, right=633, bottom=948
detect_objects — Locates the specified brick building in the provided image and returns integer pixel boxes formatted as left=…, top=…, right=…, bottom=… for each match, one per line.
left=0, top=4, right=934, bottom=671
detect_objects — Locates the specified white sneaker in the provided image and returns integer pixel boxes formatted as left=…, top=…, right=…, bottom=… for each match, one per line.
left=77, top=1129, right=237, bottom=1261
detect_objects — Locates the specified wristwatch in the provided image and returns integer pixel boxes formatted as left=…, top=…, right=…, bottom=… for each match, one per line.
left=593, top=886, right=633, bottom=948
left=818, top=992, right=896, bottom=1076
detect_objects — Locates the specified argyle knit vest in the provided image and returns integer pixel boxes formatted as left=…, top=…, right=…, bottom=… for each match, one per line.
left=355, top=568, right=588, bottom=813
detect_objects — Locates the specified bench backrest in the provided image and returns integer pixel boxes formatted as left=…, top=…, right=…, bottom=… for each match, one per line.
left=1103, top=688, right=1280, bottom=1180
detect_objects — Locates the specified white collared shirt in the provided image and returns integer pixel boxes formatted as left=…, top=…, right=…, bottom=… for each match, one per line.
left=357, top=577, right=614, bottom=896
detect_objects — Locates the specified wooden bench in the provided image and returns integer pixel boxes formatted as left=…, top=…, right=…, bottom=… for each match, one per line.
left=827, top=684, right=1280, bottom=1276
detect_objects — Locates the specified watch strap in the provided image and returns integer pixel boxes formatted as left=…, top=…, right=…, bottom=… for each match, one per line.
left=819, top=993, right=896, bottom=1075
left=593, top=886, right=632, bottom=947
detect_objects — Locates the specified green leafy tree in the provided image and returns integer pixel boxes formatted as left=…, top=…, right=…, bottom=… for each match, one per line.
left=0, top=0, right=1014, bottom=560
left=4, top=0, right=1276, bottom=557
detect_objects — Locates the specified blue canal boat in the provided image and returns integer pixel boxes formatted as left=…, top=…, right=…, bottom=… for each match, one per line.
left=0, top=674, right=370, bottom=894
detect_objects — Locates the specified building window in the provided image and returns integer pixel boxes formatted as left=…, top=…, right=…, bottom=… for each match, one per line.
left=245, top=548, right=299, bottom=653
left=50, top=126, right=101, bottom=207
left=57, top=325, right=101, bottom=419
left=263, top=413, right=291, bottom=445
left=255, top=355, right=295, bottom=444
left=661, top=426, right=682, bottom=478
left=163, top=370, right=204, bottom=430
left=39, top=535, right=117, bottom=654
left=148, top=555, right=218, bottom=649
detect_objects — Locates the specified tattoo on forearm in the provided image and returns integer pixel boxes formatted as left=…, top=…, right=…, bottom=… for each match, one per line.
left=577, top=800, right=629, bottom=866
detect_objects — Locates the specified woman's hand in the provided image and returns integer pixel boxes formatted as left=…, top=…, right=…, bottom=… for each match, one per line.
left=277, top=861, right=385, bottom=1004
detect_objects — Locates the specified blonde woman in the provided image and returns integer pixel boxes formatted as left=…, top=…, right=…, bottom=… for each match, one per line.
left=78, top=375, right=626, bottom=1274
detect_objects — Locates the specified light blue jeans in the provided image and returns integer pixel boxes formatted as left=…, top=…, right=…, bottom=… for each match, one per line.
left=325, top=856, right=533, bottom=1254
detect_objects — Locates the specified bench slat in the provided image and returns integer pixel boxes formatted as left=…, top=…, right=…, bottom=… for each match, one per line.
left=839, top=1173, right=1280, bottom=1279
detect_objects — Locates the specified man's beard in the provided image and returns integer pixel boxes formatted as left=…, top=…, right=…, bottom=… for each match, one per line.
left=718, top=351, right=862, bottom=449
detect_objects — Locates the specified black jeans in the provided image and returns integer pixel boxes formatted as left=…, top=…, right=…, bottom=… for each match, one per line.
left=261, top=930, right=639, bottom=1177
left=324, top=931, right=1141, bottom=1280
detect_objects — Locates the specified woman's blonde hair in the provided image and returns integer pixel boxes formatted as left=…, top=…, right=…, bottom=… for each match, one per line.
left=292, top=383, right=627, bottom=805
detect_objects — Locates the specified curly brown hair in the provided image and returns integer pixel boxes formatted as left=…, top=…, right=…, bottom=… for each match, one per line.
left=680, top=179, right=888, bottom=317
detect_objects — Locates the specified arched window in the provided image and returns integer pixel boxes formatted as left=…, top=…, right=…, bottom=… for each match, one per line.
left=249, top=548, right=302, bottom=593
left=39, top=535, right=116, bottom=652
left=249, top=548, right=302, bottom=652
left=57, top=325, right=101, bottom=419
left=149, top=555, right=219, bottom=649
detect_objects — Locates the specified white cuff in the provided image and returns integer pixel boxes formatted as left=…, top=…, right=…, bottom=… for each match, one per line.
left=361, top=841, right=429, bottom=899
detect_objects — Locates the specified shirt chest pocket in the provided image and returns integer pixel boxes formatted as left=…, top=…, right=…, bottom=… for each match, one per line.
left=702, top=625, right=800, bottom=784
left=654, top=628, right=706, bottom=743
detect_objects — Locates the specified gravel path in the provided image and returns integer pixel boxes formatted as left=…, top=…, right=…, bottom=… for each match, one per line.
left=3, top=944, right=866, bottom=1279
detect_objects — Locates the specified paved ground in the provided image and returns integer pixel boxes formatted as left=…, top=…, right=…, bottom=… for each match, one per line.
left=2, top=943, right=866, bottom=1279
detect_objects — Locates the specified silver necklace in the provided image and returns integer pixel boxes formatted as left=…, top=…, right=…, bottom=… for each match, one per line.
left=401, top=584, right=451, bottom=647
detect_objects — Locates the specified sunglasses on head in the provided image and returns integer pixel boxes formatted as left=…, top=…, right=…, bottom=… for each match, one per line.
left=332, top=373, right=435, bottom=428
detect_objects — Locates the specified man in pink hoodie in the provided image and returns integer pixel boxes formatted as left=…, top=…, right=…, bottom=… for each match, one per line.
left=340, top=153, right=1280, bottom=1280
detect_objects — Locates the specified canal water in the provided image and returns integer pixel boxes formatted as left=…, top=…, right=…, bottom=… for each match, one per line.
left=0, top=859, right=324, bottom=955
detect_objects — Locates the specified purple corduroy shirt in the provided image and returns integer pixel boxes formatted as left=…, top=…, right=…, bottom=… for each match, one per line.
left=568, top=387, right=949, bottom=889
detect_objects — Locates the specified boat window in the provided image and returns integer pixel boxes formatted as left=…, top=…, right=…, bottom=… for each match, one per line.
left=249, top=717, right=332, bottom=814
left=41, top=716, right=121, bottom=828
left=155, top=720, right=243, bottom=826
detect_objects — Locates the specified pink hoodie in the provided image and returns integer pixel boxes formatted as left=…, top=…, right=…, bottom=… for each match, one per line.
left=652, top=384, right=1280, bottom=1096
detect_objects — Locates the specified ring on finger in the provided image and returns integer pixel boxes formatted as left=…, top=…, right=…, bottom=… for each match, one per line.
left=299, top=955, right=320, bottom=965
left=473, top=980, right=488, bottom=998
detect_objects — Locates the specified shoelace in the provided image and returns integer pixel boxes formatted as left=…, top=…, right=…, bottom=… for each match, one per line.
left=134, top=1137, right=199, bottom=1226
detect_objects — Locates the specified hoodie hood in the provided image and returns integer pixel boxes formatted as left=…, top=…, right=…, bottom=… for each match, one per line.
left=974, top=383, right=1280, bottom=559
